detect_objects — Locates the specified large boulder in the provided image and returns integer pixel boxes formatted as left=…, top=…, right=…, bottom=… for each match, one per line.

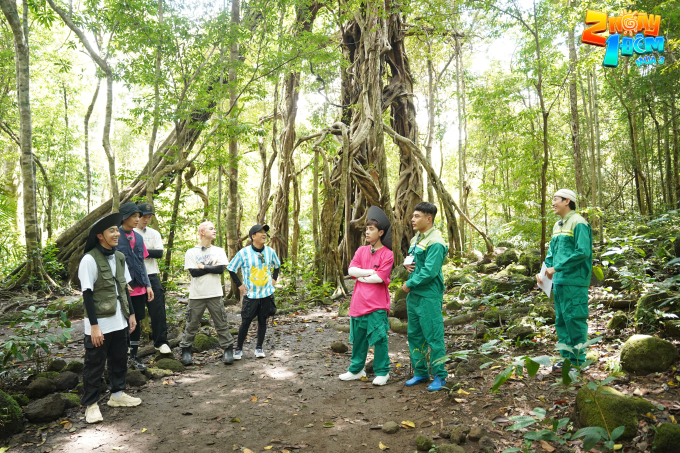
left=24, top=393, right=65, bottom=422
left=192, top=333, right=220, bottom=352
left=663, top=320, right=680, bottom=339
left=0, top=389, right=23, bottom=439
left=496, top=241, right=514, bottom=248
left=576, top=386, right=655, bottom=440
left=155, top=358, right=185, bottom=373
left=652, top=423, right=680, bottom=453
left=47, top=358, right=67, bottom=372
left=54, top=371, right=79, bottom=391
left=391, top=298, right=408, bottom=320
left=519, top=250, right=541, bottom=275
left=479, top=263, right=499, bottom=274
left=620, top=335, right=678, bottom=374
left=26, top=377, right=56, bottom=399
left=481, top=276, right=535, bottom=295
left=495, top=248, right=521, bottom=267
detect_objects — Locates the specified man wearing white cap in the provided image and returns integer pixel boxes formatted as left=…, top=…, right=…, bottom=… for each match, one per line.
left=536, top=189, right=593, bottom=369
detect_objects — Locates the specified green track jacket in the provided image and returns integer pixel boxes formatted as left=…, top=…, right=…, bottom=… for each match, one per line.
left=545, top=211, right=593, bottom=287
left=405, top=227, right=448, bottom=298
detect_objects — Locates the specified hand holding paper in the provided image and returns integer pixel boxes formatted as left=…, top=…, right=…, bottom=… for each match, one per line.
left=536, top=263, right=553, bottom=298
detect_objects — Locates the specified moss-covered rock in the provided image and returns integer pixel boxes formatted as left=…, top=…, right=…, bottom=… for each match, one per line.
left=192, top=333, right=220, bottom=352
left=60, top=392, right=80, bottom=409
left=506, top=264, right=529, bottom=276
left=620, top=335, right=678, bottom=374
left=533, top=304, right=556, bottom=324
left=24, top=393, right=65, bottom=422
left=415, top=435, right=434, bottom=451
left=446, top=300, right=462, bottom=311
left=576, top=386, right=655, bottom=440
left=127, top=370, right=148, bottom=387
left=155, top=358, right=184, bottom=373
left=390, top=298, right=407, bottom=320
left=330, top=341, right=348, bottom=353
left=145, top=367, right=174, bottom=380
left=495, top=248, right=521, bottom=267
left=47, top=358, right=67, bottom=372
left=507, top=320, right=536, bottom=341
left=496, top=241, right=514, bottom=248
left=634, top=292, right=678, bottom=327
left=10, top=394, right=28, bottom=407
left=519, top=251, right=541, bottom=275
left=388, top=317, right=408, bottom=335
left=663, top=320, right=680, bottom=339
left=436, top=445, right=465, bottom=453
left=64, top=360, right=84, bottom=374
left=481, top=276, right=535, bottom=295
left=652, top=422, right=680, bottom=453
left=0, top=389, right=23, bottom=439
left=75, top=383, right=83, bottom=395
left=607, top=311, right=628, bottom=331
left=449, top=425, right=470, bottom=444
left=26, top=376, right=56, bottom=399
left=479, top=263, right=499, bottom=274
left=338, top=300, right=350, bottom=317
left=36, top=371, right=59, bottom=381
left=54, top=371, right=79, bottom=391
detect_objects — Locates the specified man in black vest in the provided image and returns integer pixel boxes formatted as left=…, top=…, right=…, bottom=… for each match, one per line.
left=79, top=212, right=141, bottom=424
left=116, top=203, right=154, bottom=371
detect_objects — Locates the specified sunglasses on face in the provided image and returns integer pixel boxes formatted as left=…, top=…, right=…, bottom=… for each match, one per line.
left=256, top=253, right=265, bottom=263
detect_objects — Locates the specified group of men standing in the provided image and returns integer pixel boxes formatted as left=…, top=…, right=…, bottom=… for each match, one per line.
left=78, top=203, right=281, bottom=423
left=77, top=186, right=592, bottom=424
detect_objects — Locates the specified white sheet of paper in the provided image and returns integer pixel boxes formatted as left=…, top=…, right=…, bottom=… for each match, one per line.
left=537, top=263, right=553, bottom=298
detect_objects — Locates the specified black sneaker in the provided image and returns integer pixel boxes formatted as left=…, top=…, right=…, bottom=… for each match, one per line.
left=551, top=361, right=564, bottom=372
left=128, top=357, right=147, bottom=372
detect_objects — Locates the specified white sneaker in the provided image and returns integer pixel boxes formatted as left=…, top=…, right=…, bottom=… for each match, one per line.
left=234, top=349, right=243, bottom=360
left=255, top=348, right=265, bottom=358
left=85, top=403, right=103, bottom=424
left=158, top=344, right=172, bottom=354
left=339, top=369, right=366, bottom=381
left=107, top=392, right=142, bottom=407
left=373, top=374, right=390, bottom=386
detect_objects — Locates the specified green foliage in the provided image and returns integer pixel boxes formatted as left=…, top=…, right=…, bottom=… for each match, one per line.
left=1, top=306, right=72, bottom=371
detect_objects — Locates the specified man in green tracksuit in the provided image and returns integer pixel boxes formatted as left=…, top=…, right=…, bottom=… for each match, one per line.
left=537, top=189, right=593, bottom=368
left=402, top=202, right=449, bottom=392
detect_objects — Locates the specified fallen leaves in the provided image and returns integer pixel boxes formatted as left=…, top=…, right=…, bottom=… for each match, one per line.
left=400, top=421, right=415, bottom=429
left=62, top=421, right=72, bottom=430
left=230, top=418, right=241, bottom=423
left=323, top=422, right=335, bottom=428
left=379, top=441, right=389, bottom=450
left=540, top=440, right=555, bottom=452
left=251, top=396, right=258, bottom=402
left=141, top=428, right=147, bottom=433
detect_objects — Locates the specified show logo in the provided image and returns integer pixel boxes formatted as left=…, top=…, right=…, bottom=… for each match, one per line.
left=581, top=10, right=665, bottom=68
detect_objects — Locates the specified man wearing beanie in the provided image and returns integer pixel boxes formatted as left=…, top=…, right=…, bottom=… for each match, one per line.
left=227, top=224, right=281, bottom=359
left=134, top=203, right=171, bottom=355
left=340, top=207, right=394, bottom=386
left=537, top=189, right=593, bottom=369
left=78, top=212, right=142, bottom=424
left=116, top=202, right=154, bottom=371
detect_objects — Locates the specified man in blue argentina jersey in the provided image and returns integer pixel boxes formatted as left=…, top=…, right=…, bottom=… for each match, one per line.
left=227, top=224, right=281, bottom=359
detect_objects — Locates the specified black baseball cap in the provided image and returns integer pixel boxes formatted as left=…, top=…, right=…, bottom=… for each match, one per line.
left=119, top=202, right=141, bottom=220
left=138, top=203, right=154, bottom=216
left=249, top=224, right=270, bottom=239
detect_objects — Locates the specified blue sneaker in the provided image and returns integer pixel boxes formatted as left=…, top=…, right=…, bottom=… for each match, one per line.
left=405, top=375, right=430, bottom=386
left=427, top=376, right=446, bottom=392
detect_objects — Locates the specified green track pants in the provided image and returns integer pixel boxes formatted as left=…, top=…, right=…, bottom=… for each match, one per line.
left=406, top=294, right=447, bottom=380
left=554, top=284, right=589, bottom=364
left=348, top=310, right=390, bottom=376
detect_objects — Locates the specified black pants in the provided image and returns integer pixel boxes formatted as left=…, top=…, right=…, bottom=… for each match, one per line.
left=129, top=275, right=168, bottom=351
left=81, top=328, right=128, bottom=406
left=237, top=296, right=271, bottom=349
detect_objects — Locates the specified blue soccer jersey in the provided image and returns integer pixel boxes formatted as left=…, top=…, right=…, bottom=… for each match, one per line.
left=227, top=245, right=281, bottom=299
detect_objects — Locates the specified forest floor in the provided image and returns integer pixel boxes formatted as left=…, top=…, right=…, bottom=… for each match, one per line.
left=2, top=298, right=679, bottom=453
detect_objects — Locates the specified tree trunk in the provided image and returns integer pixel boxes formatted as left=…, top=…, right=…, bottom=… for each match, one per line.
left=225, top=0, right=241, bottom=260
left=455, top=34, right=468, bottom=249
left=672, top=94, right=680, bottom=204
left=424, top=43, right=435, bottom=203
left=270, top=1, right=320, bottom=262
left=291, top=164, right=301, bottom=270
left=163, top=170, right=183, bottom=283
left=34, top=156, right=53, bottom=240
left=312, top=145, right=321, bottom=277
left=184, top=163, right=209, bottom=219
left=567, top=26, right=586, bottom=208
left=145, top=0, right=163, bottom=229
left=83, top=78, right=100, bottom=213
left=591, top=68, right=603, bottom=244
left=664, top=105, right=674, bottom=209
left=1, top=0, right=51, bottom=288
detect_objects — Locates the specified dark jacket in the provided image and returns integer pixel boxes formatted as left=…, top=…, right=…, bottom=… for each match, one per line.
left=116, top=227, right=150, bottom=289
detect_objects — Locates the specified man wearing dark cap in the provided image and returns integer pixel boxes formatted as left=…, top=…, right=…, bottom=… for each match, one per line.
left=135, top=203, right=170, bottom=355
left=227, top=224, right=281, bottom=359
left=115, top=202, right=154, bottom=371
left=340, top=206, right=394, bottom=386
left=78, top=212, right=141, bottom=424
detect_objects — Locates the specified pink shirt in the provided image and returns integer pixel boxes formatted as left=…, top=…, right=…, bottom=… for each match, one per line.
left=348, top=246, right=394, bottom=317
left=125, top=231, right=149, bottom=296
